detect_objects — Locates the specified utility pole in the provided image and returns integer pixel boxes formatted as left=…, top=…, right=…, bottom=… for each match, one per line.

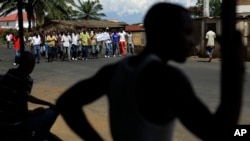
left=203, top=0, right=210, bottom=17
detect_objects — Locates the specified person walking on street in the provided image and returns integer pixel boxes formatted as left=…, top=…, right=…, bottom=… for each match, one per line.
left=118, top=29, right=127, bottom=55
left=79, top=29, right=90, bottom=60
left=111, top=30, right=120, bottom=57
left=205, top=28, right=216, bottom=62
left=71, top=31, right=80, bottom=60
left=6, top=32, right=13, bottom=49
left=126, top=31, right=135, bottom=55
left=46, top=32, right=57, bottom=62
left=90, top=30, right=99, bottom=59
left=13, top=34, right=20, bottom=66
left=61, top=32, right=72, bottom=62
left=31, top=33, right=42, bottom=64
left=104, top=29, right=112, bottom=58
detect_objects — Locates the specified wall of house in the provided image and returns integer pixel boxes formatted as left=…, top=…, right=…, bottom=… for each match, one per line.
left=192, top=19, right=202, bottom=56
left=131, top=31, right=146, bottom=47
left=128, top=31, right=146, bottom=54
left=0, top=20, right=31, bottom=29
left=0, top=21, right=16, bottom=28
left=16, top=20, right=32, bottom=29
left=236, top=19, right=250, bottom=60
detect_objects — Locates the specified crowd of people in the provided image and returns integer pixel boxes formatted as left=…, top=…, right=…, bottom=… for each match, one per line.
left=6, top=28, right=135, bottom=66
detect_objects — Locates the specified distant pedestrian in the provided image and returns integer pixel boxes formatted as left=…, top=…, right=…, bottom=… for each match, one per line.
left=6, top=32, right=13, bottom=49
left=118, top=29, right=127, bottom=55
left=27, top=34, right=34, bottom=52
left=31, top=33, right=42, bottom=64
left=13, top=34, right=20, bottom=66
left=40, top=31, right=46, bottom=58
left=71, top=31, right=80, bottom=60
left=90, top=30, right=99, bottom=58
left=111, top=30, right=120, bottom=57
left=205, top=28, right=216, bottom=62
left=79, top=29, right=90, bottom=60
left=46, top=32, right=57, bottom=62
left=126, top=31, right=135, bottom=55
left=61, top=32, right=72, bottom=61
left=104, top=30, right=112, bottom=58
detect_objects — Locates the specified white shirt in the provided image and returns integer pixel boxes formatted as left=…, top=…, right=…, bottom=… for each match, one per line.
left=206, top=30, right=216, bottom=46
left=32, top=36, right=41, bottom=46
left=104, top=32, right=111, bottom=43
left=72, top=33, right=79, bottom=46
left=6, top=35, right=11, bottom=41
left=61, top=34, right=72, bottom=47
left=119, top=31, right=126, bottom=42
left=127, top=33, right=133, bottom=43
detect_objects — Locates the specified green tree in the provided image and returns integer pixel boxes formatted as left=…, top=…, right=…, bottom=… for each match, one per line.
left=189, top=0, right=222, bottom=17
left=74, top=0, right=106, bottom=20
left=0, top=0, right=76, bottom=31
left=209, top=0, right=222, bottom=16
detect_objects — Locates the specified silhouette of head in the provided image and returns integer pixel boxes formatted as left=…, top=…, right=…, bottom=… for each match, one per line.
left=143, top=3, right=194, bottom=63
left=18, top=51, right=36, bottom=75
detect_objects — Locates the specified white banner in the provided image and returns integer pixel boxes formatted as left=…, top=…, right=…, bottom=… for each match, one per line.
left=96, top=33, right=110, bottom=41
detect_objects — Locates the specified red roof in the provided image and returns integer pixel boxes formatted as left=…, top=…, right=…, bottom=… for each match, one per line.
left=125, top=25, right=144, bottom=31
left=0, top=12, right=29, bottom=21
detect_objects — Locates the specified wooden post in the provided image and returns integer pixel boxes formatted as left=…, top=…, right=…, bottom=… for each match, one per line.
left=17, top=0, right=25, bottom=55
left=220, top=0, right=245, bottom=137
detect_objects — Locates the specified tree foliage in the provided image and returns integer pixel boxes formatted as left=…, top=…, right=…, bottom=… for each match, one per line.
left=0, top=0, right=76, bottom=31
left=74, top=0, right=106, bottom=20
left=189, top=0, right=222, bottom=17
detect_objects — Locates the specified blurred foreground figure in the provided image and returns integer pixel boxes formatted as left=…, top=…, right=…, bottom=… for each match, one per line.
left=56, top=2, right=243, bottom=141
left=0, top=51, right=60, bottom=141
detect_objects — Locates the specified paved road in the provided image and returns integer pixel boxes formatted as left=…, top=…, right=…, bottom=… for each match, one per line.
left=0, top=45, right=249, bottom=141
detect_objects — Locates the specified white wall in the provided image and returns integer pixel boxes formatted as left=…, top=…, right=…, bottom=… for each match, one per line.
left=237, top=5, right=250, bottom=13
left=0, top=20, right=33, bottom=29
left=15, top=20, right=30, bottom=29
left=0, top=21, right=16, bottom=29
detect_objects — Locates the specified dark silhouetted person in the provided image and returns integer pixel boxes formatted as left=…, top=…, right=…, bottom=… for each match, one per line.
left=0, top=51, right=61, bottom=141
left=56, top=2, right=243, bottom=141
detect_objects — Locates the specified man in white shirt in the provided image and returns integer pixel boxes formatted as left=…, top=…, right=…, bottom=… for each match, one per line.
left=71, top=31, right=80, bottom=60
left=104, top=30, right=112, bottom=58
left=6, top=33, right=13, bottom=49
left=32, top=33, right=42, bottom=63
left=61, top=32, right=72, bottom=61
left=119, top=30, right=127, bottom=56
left=126, top=31, right=134, bottom=55
left=119, top=30, right=127, bottom=55
left=205, top=28, right=216, bottom=62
